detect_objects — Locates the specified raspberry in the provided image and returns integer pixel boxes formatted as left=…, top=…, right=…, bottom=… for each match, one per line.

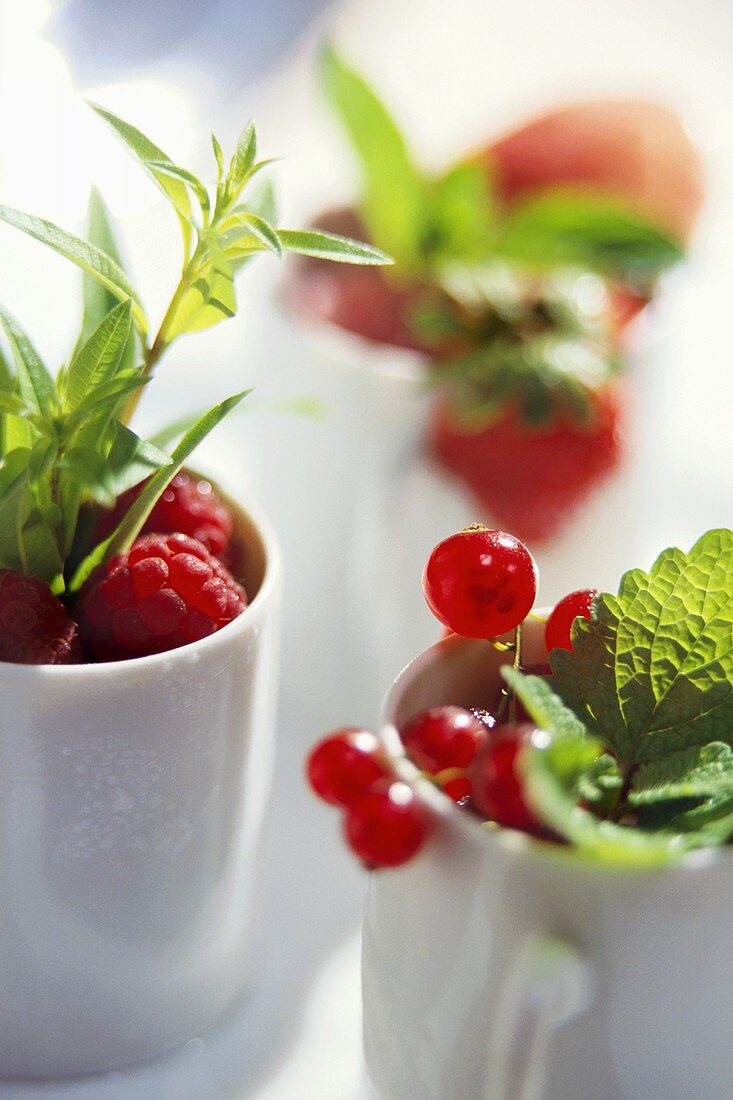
left=99, top=472, right=234, bottom=561
left=76, top=533, right=247, bottom=662
left=0, top=570, right=80, bottom=665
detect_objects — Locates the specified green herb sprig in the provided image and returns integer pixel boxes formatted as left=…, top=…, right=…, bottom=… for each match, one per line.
left=0, top=105, right=391, bottom=592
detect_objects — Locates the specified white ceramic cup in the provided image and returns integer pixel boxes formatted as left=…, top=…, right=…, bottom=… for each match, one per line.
left=362, top=622, right=732, bottom=1100
left=0, top=484, right=281, bottom=1078
left=248, top=283, right=642, bottom=730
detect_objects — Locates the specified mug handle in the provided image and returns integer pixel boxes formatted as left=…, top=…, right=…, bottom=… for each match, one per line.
left=485, top=934, right=593, bottom=1100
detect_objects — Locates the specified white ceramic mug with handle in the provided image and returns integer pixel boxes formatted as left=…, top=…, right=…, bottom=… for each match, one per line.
left=0, top=484, right=281, bottom=1078
left=362, top=623, right=732, bottom=1100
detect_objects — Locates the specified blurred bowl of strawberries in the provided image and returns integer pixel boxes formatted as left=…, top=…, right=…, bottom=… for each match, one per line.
left=256, top=46, right=703, bottom=726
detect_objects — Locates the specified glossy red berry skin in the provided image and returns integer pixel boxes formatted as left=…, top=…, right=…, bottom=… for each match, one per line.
left=306, top=728, right=389, bottom=808
left=545, top=588, right=597, bottom=653
left=468, top=724, right=540, bottom=832
left=423, top=528, right=538, bottom=639
left=344, top=779, right=431, bottom=868
left=76, top=533, right=247, bottom=662
left=99, top=472, right=234, bottom=561
left=0, top=570, right=81, bottom=665
left=401, top=706, right=487, bottom=800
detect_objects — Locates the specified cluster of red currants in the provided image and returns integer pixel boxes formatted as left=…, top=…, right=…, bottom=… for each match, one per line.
left=306, top=526, right=596, bottom=868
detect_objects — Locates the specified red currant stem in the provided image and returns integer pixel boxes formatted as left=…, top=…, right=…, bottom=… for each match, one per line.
left=508, top=622, right=523, bottom=723
left=433, top=766, right=466, bottom=788
left=492, top=639, right=514, bottom=652
left=527, top=611, right=548, bottom=623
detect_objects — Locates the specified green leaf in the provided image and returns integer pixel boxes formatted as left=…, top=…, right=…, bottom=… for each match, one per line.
left=0, top=205, right=147, bottom=336
left=245, top=179, right=277, bottom=224
left=502, top=667, right=589, bottom=740
left=64, top=299, right=133, bottom=411
left=0, top=305, right=56, bottom=418
left=146, top=160, right=210, bottom=215
left=496, top=191, right=684, bottom=285
left=320, top=44, right=427, bottom=270
left=68, top=391, right=249, bottom=591
left=165, top=243, right=237, bottom=339
left=104, top=421, right=170, bottom=497
left=226, top=212, right=282, bottom=256
left=551, top=529, right=733, bottom=770
left=428, top=162, right=497, bottom=264
left=87, top=101, right=193, bottom=257
left=630, top=742, right=733, bottom=807
left=212, top=133, right=225, bottom=177
left=278, top=228, right=392, bottom=265
left=230, top=121, right=256, bottom=187
left=148, top=408, right=206, bottom=449
left=523, top=733, right=686, bottom=867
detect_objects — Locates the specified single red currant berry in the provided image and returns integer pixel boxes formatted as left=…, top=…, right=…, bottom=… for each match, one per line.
left=467, top=723, right=540, bottom=832
left=344, top=779, right=430, bottom=868
left=401, top=705, right=486, bottom=773
left=545, top=589, right=598, bottom=653
left=306, top=728, right=388, bottom=808
left=423, top=527, right=538, bottom=639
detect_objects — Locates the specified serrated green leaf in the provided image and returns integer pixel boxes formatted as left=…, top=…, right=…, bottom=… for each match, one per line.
left=630, top=742, right=733, bottom=806
left=496, top=191, right=684, bottom=285
left=321, top=45, right=427, bottom=270
left=0, top=305, right=56, bottom=418
left=502, top=667, right=589, bottom=740
left=231, top=121, right=256, bottom=187
left=523, top=733, right=685, bottom=867
left=87, top=101, right=193, bottom=258
left=552, top=529, right=733, bottom=770
left=278, top=228, right=391, bottom=265
left=65, top=299, right=133, bottom=411
left=0, top=205, right=147, bottom=336
left=68, top=390, right=249, bottom=591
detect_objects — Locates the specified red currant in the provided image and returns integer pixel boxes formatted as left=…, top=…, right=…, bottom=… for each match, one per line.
left=401, top=706, right=488, bottom=802
left=469, top=706, right=498, bottom=732
left=423, top=528, right=538, bottom=639
left=467, top=723, right=540, bottom=832
left=344, top=779, right=430, bottom=868
left=545, top=589, right=597, bottom=653
left=306, top=728, right=388, bottom=808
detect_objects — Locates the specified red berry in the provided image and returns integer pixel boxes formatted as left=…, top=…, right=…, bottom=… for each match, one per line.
left=0, top=570, right=81, bottom=665
left=429, top=385, right=624, bottom=545
left=76, top=533, right=247, bottom=662
left=469, top=707, right=498, bottom=733
left=306, top=728, right=389, bottom=807
left=98, top=472, right=234, bottom=561
left=545, top=588, right=597, bottom=653
left=423, top=528, right=537, bottom=639
left=344, top=779, right=430, bottom=868
left=401, top=706, right=487, bottom=800
left=468, top=724, right=540, bottom=832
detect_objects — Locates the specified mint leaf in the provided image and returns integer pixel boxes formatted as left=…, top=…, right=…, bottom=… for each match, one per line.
left=64, top=299, right=133, bottom=411
left=68, top=391, right=248, bottom=591
left=321, top=45, right=426, bottom=271
left=552, top=529, right=733, bottom=770
left=502, top=667, right=588, bottom=740
left=496, top=191, right=683, bottom=286
left=523, top=733, right=685, bottom=867
left=0, top=205, right=148, bottom=336
left=87, top=102, right=193, bottom=258
left=278, top=228, right=391, bottom=265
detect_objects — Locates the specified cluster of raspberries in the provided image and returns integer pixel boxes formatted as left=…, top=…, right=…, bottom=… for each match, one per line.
left=0, top=473, right=247, bottom=666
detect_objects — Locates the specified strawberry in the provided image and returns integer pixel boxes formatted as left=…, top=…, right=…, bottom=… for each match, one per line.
left=486, top=100, right=703, bottom=244
left=429, top=384, right=625, bottom=545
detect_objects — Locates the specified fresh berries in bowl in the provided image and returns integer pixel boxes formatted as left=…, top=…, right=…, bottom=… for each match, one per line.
left=0, top=103, right=387, bottom=667
left=309, top=526, right=733, bottom=870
